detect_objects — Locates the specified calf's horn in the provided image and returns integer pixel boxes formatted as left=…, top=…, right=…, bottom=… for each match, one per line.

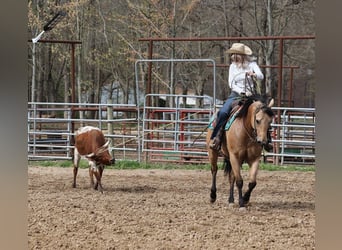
left=103, top=140, right=110, bottom=148
left=268, top=98, right=274, bottom=108
left=86, top=152, right=95, bottom=158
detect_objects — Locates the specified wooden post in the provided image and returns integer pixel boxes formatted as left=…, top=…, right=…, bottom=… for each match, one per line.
left=107, top=99, right=114, bottom=157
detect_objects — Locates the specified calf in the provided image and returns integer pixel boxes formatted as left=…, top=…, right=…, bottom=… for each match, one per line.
left=72, top=126, right=115, bottom=193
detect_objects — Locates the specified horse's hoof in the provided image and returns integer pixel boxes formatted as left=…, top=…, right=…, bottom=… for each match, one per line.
left=228, top=203, right=235, bottom=208
left=239, top=206, right=247, bottom=212
left=210, top=193, right=217, bottom=203
left=243, top=197, right=250, bottom=205
left=97, top=185, right=104, bottom=193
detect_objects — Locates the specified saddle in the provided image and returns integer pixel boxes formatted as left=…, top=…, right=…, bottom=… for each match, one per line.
left=208, top=97, right=248, bottom=151
left=209, top=98, right=246, bottom=131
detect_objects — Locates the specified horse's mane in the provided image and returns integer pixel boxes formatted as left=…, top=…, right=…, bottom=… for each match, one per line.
left=236, top=94, right=274, bottom=118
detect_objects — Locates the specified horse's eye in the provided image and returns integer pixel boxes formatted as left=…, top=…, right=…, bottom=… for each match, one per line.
left=256, top=119, right=261, bottom=125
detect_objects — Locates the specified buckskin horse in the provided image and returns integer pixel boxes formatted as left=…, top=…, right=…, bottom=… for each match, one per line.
left=206, top=95, right=274, bottom=210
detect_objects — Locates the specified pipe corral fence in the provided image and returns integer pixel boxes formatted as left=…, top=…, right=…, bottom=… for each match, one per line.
left=28, top=55, right=315, bottom=166
left=28, top=100, right=315, bottom=165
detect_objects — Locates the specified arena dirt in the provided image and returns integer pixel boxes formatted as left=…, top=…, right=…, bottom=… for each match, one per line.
left=28, top=166, right=315, bottom=249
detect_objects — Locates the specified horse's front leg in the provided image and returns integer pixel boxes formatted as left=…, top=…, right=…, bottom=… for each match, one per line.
left=243, top=182, right=256, bottom=205
left=230, top=156, right=245, bottom=208
left=210, top=167, right=217, bottom=203
left=209, top=150, right=219, bottom=203
left=236, top=179, right=244, bottom=207
left=243, top=160, right=259, bottom=205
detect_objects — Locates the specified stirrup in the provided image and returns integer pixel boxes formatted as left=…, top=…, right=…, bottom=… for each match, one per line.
left=209, top=137, right=221, bottom=151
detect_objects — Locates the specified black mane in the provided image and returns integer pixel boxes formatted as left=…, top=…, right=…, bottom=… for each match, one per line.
left=236, top=94, right=274, bottom=118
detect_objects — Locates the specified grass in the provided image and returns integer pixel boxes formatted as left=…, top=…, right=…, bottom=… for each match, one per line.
left=28, top=159, right=315, bottom=172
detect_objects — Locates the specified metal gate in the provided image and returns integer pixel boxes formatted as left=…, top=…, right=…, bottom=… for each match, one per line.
left=141, top=94, right=215, bottom=164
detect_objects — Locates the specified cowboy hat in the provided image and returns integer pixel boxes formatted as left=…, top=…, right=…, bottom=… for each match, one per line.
left=226, top=43, right=252, bottom=55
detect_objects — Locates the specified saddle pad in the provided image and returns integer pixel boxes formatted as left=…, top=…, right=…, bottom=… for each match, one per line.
left=208, top=106, right=242, bottom=131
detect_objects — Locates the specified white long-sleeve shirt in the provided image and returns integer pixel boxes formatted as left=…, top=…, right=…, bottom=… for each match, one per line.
left=228, top=61, right=264, bottom=96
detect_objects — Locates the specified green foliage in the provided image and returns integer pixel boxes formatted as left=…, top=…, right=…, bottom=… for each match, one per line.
left=29, top=160, right=314, bottom=172
left=29, top=160, right=86, bottom=168
left=245, top=163, right=315, bottom=172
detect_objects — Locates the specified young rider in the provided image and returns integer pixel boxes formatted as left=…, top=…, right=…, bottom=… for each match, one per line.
left=209, top=43, right=272, bottom=152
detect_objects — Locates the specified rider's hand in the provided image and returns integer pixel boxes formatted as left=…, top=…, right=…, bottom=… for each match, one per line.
left=247, top=71, right=255, bottom=77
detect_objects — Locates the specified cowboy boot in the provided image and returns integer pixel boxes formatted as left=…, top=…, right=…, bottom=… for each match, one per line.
left=209, top=126, right=224, bottom=151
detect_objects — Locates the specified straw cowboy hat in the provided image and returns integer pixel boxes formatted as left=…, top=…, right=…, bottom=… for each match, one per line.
left=226, top=43, right=252, bottom=55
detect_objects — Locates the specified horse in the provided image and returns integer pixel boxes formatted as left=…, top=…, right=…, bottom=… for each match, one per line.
left=206, top=95, right=274, bottom=209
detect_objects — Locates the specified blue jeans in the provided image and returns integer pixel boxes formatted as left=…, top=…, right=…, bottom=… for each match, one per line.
left=210, top=91, right=240, bottom=139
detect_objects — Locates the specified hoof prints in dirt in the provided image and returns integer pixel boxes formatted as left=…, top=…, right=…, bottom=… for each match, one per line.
left=28, top=167, right=315, bottom=249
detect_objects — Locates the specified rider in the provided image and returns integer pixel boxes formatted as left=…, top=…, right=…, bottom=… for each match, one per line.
left=209, top=42, right=273, bottom=151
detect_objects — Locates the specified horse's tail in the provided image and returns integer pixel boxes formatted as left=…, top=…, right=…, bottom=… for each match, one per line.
left=223, top=157, right=232, bottom=176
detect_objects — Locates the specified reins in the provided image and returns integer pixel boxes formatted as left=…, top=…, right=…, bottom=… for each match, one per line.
left=243, top=103, right=264, bottom=143
left=244, top=73, right=259, bottom=96
left=191, top=124, right=209, bottom=145
left=243, top=118, right=257, bottom=143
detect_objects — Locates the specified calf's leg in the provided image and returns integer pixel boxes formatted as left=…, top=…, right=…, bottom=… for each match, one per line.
left=94, top=171, right=103, bottom=193
left=72, top=148, right=81, bottom=188
left=89, top=162, right=103, bottom=193
left=89, top=161, right=96, bottom=188
left=99, top=165, right=104, bottom=178
left=94, top=165, right=104, bottom=190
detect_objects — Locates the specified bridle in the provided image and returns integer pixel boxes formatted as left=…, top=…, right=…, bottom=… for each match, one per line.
left=243, top=103, right=265, bottom=143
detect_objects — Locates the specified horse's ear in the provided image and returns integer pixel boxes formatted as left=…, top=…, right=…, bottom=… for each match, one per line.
left=268, top=98, right=274, bottom=108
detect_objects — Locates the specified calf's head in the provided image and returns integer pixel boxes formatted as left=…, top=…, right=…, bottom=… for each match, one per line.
left=86, top=140, right=115, bottom=165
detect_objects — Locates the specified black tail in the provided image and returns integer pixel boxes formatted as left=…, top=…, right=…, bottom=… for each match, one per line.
left=223, top=157, right=232, bottom=176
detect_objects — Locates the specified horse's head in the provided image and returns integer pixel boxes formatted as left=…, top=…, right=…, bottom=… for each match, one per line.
left=252, top=98, right=274, bottom=146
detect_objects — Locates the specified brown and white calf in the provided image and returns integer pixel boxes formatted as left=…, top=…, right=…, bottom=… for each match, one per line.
left=72, top=126, right=115, bottom=193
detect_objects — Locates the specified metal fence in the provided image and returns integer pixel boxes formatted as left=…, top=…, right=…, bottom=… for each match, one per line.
left=266, top=107, right=315, bottom=165
left=28, top=102, right=139, bottom=161
left=28, top=100, right=315, bottom=165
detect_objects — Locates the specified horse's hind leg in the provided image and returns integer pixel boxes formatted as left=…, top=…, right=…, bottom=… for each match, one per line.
left=223, top=157, right=235, bottom=204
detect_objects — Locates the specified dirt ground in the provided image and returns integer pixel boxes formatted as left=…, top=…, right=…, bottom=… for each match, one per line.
left=28, top=166, right=315, bottom=250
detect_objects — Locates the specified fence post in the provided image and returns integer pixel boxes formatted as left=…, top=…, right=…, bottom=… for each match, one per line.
left=107, top=99, right=114, bottom=157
